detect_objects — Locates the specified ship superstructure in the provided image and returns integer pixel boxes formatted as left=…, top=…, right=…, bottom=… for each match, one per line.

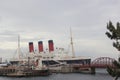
left=10, top=29, right=91, bottom=66
left=26, top=39, right=91, bottom=66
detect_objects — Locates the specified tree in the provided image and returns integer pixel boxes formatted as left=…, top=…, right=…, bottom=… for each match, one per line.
left=106, top=21, right=120, bottom=80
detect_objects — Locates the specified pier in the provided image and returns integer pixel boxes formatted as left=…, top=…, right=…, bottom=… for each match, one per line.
left=49, top=57, right=116, bottom=74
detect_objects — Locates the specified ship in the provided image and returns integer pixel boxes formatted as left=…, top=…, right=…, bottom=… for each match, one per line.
left=22, top=28, right=91, bottom=72
left=27, top=40, right=91, bottom=66
left=26, top=28, right=91, bottom=67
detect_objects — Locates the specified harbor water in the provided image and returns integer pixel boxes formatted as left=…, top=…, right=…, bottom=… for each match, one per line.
left=0, top=69, right=119, bottom=80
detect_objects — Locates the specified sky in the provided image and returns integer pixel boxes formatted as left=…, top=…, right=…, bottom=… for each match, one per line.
left=0, top=0, right=120, bottom=61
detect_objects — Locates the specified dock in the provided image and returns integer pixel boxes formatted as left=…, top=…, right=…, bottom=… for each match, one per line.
left=49, top=64, right=95, bottom=74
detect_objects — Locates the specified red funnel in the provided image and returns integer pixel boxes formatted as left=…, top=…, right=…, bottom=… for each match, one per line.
left=38, top=41, right=43, bottom=53
left=48, top=40, right=54, bottom=52
left=29, top=42, right=34, bottom=53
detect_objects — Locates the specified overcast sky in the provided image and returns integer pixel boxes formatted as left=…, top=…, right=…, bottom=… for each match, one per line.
left=0, top=0, right=120, bottom=60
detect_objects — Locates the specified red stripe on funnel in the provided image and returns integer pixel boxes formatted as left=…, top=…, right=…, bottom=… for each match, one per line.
left=38, top=41, right=43, bottom=52
left=48, top=40, right=54, bottom=52
left=29, top=42, right=34, bottom=53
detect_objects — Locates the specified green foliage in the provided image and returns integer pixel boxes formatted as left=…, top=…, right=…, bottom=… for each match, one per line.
left=113, top=42, right=120, bottom=51
left=106, top=21, right=120, bottom=80
left=106, top=21, right=120, bottom=51
left=107, top=66, right=116, bottom=77
left=113, top=60, right=120, bottom=68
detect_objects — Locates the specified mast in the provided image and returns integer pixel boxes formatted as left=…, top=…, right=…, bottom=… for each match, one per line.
left=18, top=34, right=20, bottom=59
left=70, top=27, right=75, bottom=57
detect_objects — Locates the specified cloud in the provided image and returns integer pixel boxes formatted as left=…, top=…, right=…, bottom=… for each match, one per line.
left=0, top=0, right=120, bottom=60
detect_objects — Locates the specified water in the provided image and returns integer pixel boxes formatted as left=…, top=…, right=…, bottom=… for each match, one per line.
left=0, top=69, right=119, bottom=80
